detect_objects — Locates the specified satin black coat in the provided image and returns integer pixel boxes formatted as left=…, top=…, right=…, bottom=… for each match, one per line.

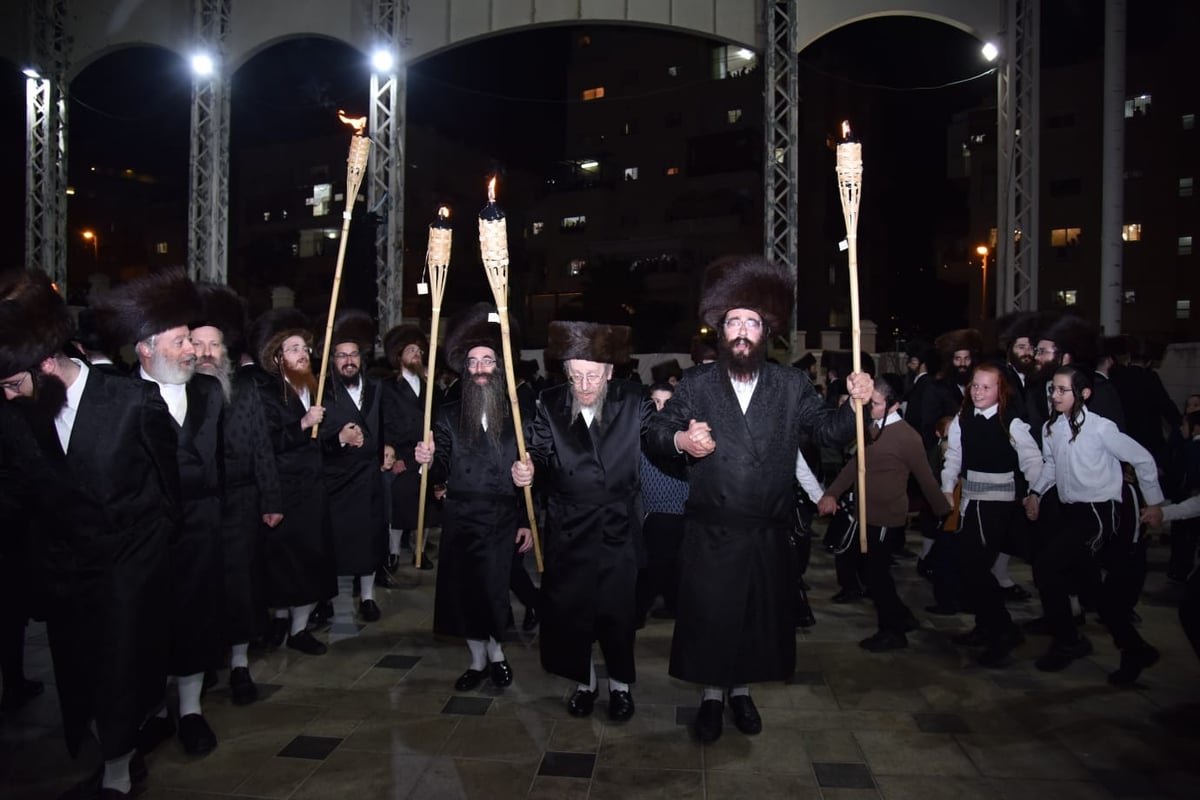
left=526, top=379, right=651, bottom=684
left=383, top=374, right=430, bottom=530
left=257, top=378, right=337, bottom=607
left=428, top=401, right=523, bottom=642
left=18, top=366, right=179, bottom=758
left=320, top=375, right=389, bottom=575
left=645, top=361, right=855, bottom=686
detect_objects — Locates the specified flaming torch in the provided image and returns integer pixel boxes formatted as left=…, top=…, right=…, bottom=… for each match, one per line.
left=311, top=110, right=372, bottom=438
left=835, top=121, right=868, bottom=553
left=477, top=177, right=543, bottom=572
left=414, top=206, right=452, bottom=569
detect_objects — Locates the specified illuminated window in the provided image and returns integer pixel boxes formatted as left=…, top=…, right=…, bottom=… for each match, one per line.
left=665, top=166, right=680, bottom=176
left=970, top=133, right=986, bottom=144
left=1181, top=177, right=1194, bottom=197
left=1055, top=289, right=1078, bottom=306
left=622, top=120, right=637, bottom=136
left=308, top=183, right=332, bottom=216
left=1178, top=300, right=1192, bottom=319
left=578, top=159, right=600, bottom=173
left=568, top=259, right=586, bottom=276
left=1124, top=290, right=1136, bottom=304
left=667, top=66, right=678, bottom=77
left=530, top=222, right=544, bottom=236
left=560, top=216, right=587, bottom=233
left=577, top=35, right=591, bottom=47
left=1183, top=113, right=1195, bottom=130
left=1124, top=94, right=1151, bottom=118
left=623, top=167, right=639, bottom=181
left=1180, top=236, right=1194, bottom=256
left=1050, top=227, right=1082, bottom=247
left=155, top=242, right=168, bottom=254
left=582, top=86, right=605, bottom=101
left=1122, top=223, right=1142, bottom=242
left=727, top=109, right=743, bottom=124
left=262, top=212, right=270, bottom=222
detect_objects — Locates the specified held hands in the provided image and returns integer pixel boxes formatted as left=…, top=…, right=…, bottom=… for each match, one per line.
left=675, top=419, right=715, bottom=458
left=515, top=527, right=533, bottom=553
left=414, top=434, right=434, bottom=466
left=339, top=422, right=364, bottom=448
left=512, top=456, right=534, bottom=487
left=300, top=405, right=325, bottom=430
left=816, top=495, right=838, bottom=516
left=943, top=492, right=956, bottom=511
left=381, top=445, right=396, bottom=472
left=261, top=513, right=283, bottom=528
left=1023, top=494, right=1040, bottom=521
left=846, top=372, right=873, bottom=404
left=1140, top=505, right=1164, bottom=528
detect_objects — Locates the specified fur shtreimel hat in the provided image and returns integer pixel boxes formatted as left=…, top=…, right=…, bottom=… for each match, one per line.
left=250, top=307, right=311, bottom=375
left=443, top=303, right=520, bottom=371
left=91, top=268, right=202, bottom=347
left=383, top=325, right=429, bottom=369
left=934, top=328, right=984, bottom=356
left=0, top=270, right=73, bottom=377
left=690, top=333, right=718, bottom=365
left=195, top=283, right=249, bottom=357
left=996, top=311, right=1040, bottom=346
left=546, top=321, right=632, bottom=365
left=1038, top=314, right=1098, bottom=364
left=698, top=254, right=794, bottom=332
left=329, top=308, right=377, bottom=354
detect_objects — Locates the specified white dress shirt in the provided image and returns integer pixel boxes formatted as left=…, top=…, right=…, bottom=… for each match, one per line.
left=940, top=404, right=1042, bottom=510
left=794, top=451, right=825, bottom=504
left=402, top=370, right=421, bottom=397
left=140, top=368, right=188, bottom=427
left=1029, top=408, right=1164, bottom=505
left=346, top=380, right=363, bottom=410
left=55, top=359, right=89, bottom=454
left=730, top=374, right=758, bottom=414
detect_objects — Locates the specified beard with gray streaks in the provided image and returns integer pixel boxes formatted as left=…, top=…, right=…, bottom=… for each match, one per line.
left=195, top=351, right=233, bottom=403
left=460, top=367, right=509, bottom=447
left=570, top=377, right=609, bottom=427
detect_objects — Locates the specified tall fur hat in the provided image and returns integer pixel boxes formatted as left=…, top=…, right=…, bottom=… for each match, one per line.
left=996, top=311, right=1040, bottom=346
left=250, top=307, right=311, bottom=375
left=698, top=254, right=794, bottom=331
left=1038, top=314, right=1098, bottom=365
left=934, top=328, right=983, bottom=356
left=195, top=283, right=248, bottom=357
left=383, top=325, right=428, bottom=369
left=444, top=303, right=520, bottom=371
left=0, top=270, right=73, bottom=376
left=91, top=268, right=202, bottom=348
left=690, top=332, right=718, bottom=365
left=650, top=358, right=683, bottom=384
left=546, top=321, right=632, bottom=365
left=329, top=308, right=377, bottom=354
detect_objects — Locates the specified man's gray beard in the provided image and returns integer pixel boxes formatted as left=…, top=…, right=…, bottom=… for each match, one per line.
left=570, top=378, right=608, bottom=426
left=196, top=355, right=233, bottom=402
left=461, top=371, right=508, bottom=447
left=718, top=335, right=766, bottom=382
left=149, top=349, right=196, bottom=385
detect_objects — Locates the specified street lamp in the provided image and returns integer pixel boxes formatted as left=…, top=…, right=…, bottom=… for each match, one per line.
left=82, top=229, right=98, bottom=263
left=976, top=244, right=989, bottom=320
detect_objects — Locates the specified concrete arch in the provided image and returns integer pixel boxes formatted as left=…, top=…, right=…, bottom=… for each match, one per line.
left=796, top=2, right=995, bottom=52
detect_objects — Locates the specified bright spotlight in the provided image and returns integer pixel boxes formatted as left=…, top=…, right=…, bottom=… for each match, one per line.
left=22, top=66, right=41, bottom=79
left=981, top=42, right=999, bottom=62
left=372, top=49, right=394, bottom=72
left=737, top=48, right=754, bottom=60
left=191, top=53, right=215, bottom=76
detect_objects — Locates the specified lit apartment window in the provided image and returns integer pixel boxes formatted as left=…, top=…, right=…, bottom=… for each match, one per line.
left=262, top=212, right=271, bottom=222
left=1178, top=300, right=1192, bottom=319
left=727, top=109, right=743, bottom=124
left=1124, top=290, right=1137, bottom=305
left=667, top=66, right=678, bottom=77
left=1124, top=94, right=1151, bottom=118
left=622, top=121, right=637, bottom=136
left=155, top=242, right=169, bottom=254
left=970, top=134, right=986, bottom=144
left=1180, top=236, right=1194, bottom=256
left=1183, top=113, right=1195, bottom=130
left=1055, top=289, right=1078, bottom=306
left=665, top=166, right=680, bottom=176
left=623, top=167, right=639, bottom=181
left=1181, top=177, right=1194, bottom=197
left=560, top=216, right=587, bottom=233
left=530, top=222, right=544, bottom=236
left=577, top=35, right=591, bottom=48
left=1122, top=223, right=1142, bottom=242
left=1050, top=227, right=1082, bottom=247
left=568, top=258, right=586, bottom=276
left=581, top=87, right=605, bottom=101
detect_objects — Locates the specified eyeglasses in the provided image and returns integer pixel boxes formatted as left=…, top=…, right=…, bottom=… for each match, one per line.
left=1034, top=347, right=1057, bottom=356
left=567, top=372, right=606, bottom=387
left=333, top=352, right=361, bottom=361
left=282, top=344, right=312, bottom=356
left=467, top=356, right=497, bottom=368
left=1050, top=386, right=1074, bottom=396
left=0, top=371, right=29, bottom=393
left=724, top=317, right=762, bottom=331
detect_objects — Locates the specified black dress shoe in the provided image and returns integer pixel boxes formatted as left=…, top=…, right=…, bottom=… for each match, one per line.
left=1035, top=635, right=1093, bottom=672
left=308, top=600, right=334, bottom=628
left=976, top=625, right=1025, bottom=668
left=385, top=553, right=401, bottom=572
left=795, top=607, right=816, bottom=628
left=1107, top=644, right=1160, bottom=686
left=566, top=688, right=596, bottom=717
left=522, top=606, right=540, bottom=630
left=266, top=617, right=288, bottom=648
left=916, top=557, right=935, bottom=581
left=136, top=714, right=176, bottom=754
left=695, top=699, right=724, bottom=743
left=831, top=589, right=864, bottom=604
left=728, top=694, right=762, bottom=735
left=859, top=630, right=908, bottom=652
left=900, top=611, right=921, bottom=632
left=229, top=667, right=258, bottom=706
left=0, top=678, right=44, bottom=711
left=952, top=627, right=990, bottom=647
left=359, top=599, right=381, bottom=622
left=490, top=660, right=513, bottom=687
left=178, top=713, right=217, bottom=755
left=608, top=689, right=635, bottom=722
left=454, top=668, right=487, bottom=691
left=375, top=569, right=396, bottom=589
left=57, top=754, right=147, bottom=800
left=287, top=630, right=327, bottom=655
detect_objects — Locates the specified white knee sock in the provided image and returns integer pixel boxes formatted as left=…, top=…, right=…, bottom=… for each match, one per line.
left=389, top=528, right=403, bottom=554
left=485, top=636, right=505, bottom=663
left=728, top=685, right=750, bottom=698
left=608, top=677, right=629, bottom=693
left=177, top=672, right=204, bottom=717
left=291, top=603, right=316, bottom=635
left=576, top=657, right=597, bottom=692
left=101, top=749, right=134, bottom=793
left=702, top=686, right=724, bottom=702
left=920, top=537, right=935, bottom=558
left=230, top=642, right=250, bottom=670
left=991, top=553, right=1015, bottom=588
left=466, top=639, right=488, bottom=670
left=360, top=573, right=376, bottom=601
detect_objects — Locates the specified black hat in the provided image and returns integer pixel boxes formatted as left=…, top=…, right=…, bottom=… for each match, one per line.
left=934, top=328, right=984, bottom=356
left=383, top=325, right=428, bottom=369
left=195, top=283, right=249, bottom=357
left=1038, top=314, right=1098, bottom=366
left=996, top=311, right=1039, bottom=346
left=698, top=254, right=794, bottom=332
left=444, top=303, right=518, bottom=371
left=546, top=321, right=632, bottom=365
left=650, top=358, right=683, bottom=384
left=0, top=270, right=73, bottom=376
left=250, top=307, right=311, bottom=375
left=329, top=308, right=377, bottom=355
left=92, top=268, right=202, bottom=348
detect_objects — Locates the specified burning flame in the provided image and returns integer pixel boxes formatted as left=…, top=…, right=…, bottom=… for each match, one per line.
left=487, top=176, right=497, bottom=203
left=438, top=206, right=450, bottom=220
left=338, top=110, right=367, bottom=135
left=841, top=120, right=851, bottom=140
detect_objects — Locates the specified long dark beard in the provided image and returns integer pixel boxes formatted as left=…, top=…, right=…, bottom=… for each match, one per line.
left=461, top=371, right=509, bottom=447
left=338, top=370, right=361, bottom=389
left=196, top=355, right=233, bottom=403
left=954, top=365, right=972, bottom=386
left=1010, top=352, right=1036, bottom=377
left=718, top=335, right=767, bottom=382
left=570, top=378, right=609, bottom=426
left=12, top=372, right=69, bottom=418
left=283, top=363, right=318, bottom=402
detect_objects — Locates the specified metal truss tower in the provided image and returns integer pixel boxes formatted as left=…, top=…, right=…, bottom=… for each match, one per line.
left=370, top=0, right=409, bottom=335
left=763, top=0, right=800, bottom=343
left=25, top=0, right=69, bottom=293
left=188, top=0, right=232, bottom=284
left=995, top=0, right=1040, bottom=314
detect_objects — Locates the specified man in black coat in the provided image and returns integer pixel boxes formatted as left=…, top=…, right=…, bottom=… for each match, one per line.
left=512, top=320, right=649, bottom=722
left=193, top=284, right=282, bottom=707
left=320, top=310, right=391, bottom=622
left=1028, top=314, right=1126, bottom=444
left=1111, top=340, right=1181, bottom=466
left=645, top=255, right=871, bottom=744
left=2, top=270, right=179, bottom=797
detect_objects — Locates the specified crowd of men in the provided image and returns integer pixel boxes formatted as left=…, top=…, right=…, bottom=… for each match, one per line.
left=2, top=255, right=1198, bottom=798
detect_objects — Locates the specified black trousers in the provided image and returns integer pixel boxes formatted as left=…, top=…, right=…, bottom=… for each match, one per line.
left=929, top=528, right=964, bottom=610
left=510, top=548, right=539, bottom=610
left=1181, top=564, right=1200, bottom=660
left=834, top=544, right=866, bottom=594
left=1168, top=518, right=1200, bottom=582
left=636, top=512, right=684, bottom=619
left=957, top=500, right=1015, bottom=638
left=840, top=525, right=909, bottom=632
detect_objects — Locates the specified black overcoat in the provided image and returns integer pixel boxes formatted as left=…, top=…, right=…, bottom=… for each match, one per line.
left=383, top=374, right=430, bottom=530
left=257, top=378, right=337, bottom=607
left=320, top=376, right=388, bottom=575
left=428, top=401, right=523, bottom=641
left=526, top=379, right=650, bottom=684
left=645, top=362, right=855, bottom=686
left=18, top=366, right=179, bottom=759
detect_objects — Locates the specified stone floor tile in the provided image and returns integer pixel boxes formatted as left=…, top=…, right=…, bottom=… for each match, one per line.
left=527, top=775, right=591, bottom=800
left=875, top=775, right=1002, bottom=800
left=800, top=730, right=864, bottom=763
left=912, top=712, right=971, bottom=734
left=813, top=762, right=876, bottom=789
left=958, top=733, right=1091, bottom=779
left=290, top=749, right=431, bottom=799
left=705, top=770, right=823, bottom=799
left=277, top=734, right=344, bottom=760
left=987, top=778, right=1115, bottom=800
left=597, top=707, right=703, bottom=772
left=853, top=731, right=978, bottom=777
left=232, top=754, right=321, bottom=797
left=339, top=712, right=460, bottom=755
left=442, top=695, right=493, bottom=716
left=588, top=766, right=705, bottom=799
left=407, top=755, right=538, bottom=800
left=703, top=723, right=819, bottom=775
left=537, top=750, right=596, bottom=778
left=441, top=716, right=551, bottom=762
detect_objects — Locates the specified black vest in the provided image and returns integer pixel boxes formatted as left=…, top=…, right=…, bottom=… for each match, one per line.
left=961, top=412, right=1019, bottom=474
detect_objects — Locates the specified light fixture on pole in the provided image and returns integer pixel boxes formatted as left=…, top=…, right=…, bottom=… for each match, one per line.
left=81, top=229, right=98, bottom=263
left=371, top=49, right=394, bottom=73
left=191, top=53, right=215, bottom=76
left=981, top=42, right=999, bottom=62
left=976, top=244, right=990, bottom=320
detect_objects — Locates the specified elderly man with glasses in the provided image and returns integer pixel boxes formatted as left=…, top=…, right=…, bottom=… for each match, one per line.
left=512, top=319, right=650, bottom=722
